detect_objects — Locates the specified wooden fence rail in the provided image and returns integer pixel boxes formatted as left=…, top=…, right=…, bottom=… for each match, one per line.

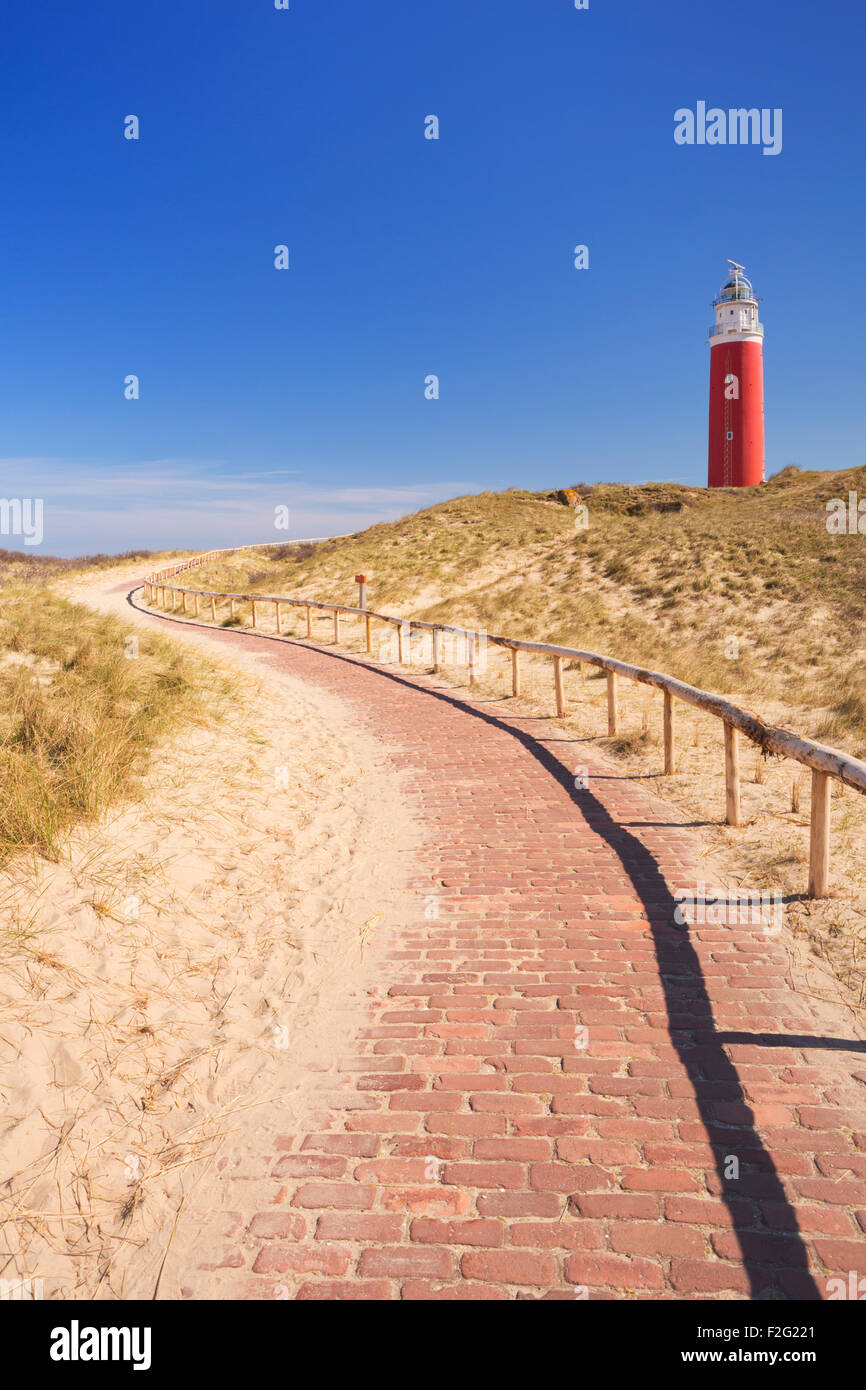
left=142, top=562, right=866, bottom=901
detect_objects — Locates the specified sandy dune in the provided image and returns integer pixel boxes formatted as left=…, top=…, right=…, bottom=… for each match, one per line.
left=0, top=565, right=421, bottom=1299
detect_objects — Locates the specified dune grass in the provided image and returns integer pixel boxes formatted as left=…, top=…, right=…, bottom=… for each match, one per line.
left=186, top=465, right=866, bottom=751
left=0, top=573, right=226, bottom=865
left=172, top=467, right=866, bottom=1008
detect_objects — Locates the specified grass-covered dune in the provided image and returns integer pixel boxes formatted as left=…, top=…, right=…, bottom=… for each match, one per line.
left=188, top=465, right=866, bottom=752
left=180, top=468, right=866, bottom=1005
left=0, top=554, right=222, bottom=865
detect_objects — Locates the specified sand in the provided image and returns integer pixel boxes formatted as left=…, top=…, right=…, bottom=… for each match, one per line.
left=0, top=563, right=422, bottom=1299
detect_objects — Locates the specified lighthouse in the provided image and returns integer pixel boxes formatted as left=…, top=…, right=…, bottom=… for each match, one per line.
left=707, top=261, right=765, bottom=487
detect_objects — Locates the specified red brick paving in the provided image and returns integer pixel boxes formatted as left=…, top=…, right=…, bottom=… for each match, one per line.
left=127, top=589, right=866, bottom=1301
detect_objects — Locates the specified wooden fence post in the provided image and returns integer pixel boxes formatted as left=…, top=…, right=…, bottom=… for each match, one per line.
left=141, top=564, right=864, bottom=903
left=724, top=722, right=741, bottom=826
left=808, top=770, right=831, bottom=898
left=663, top=691, right=675, bottom=775
left=607, top=671, right=618, bottom=736
left=554, top=656, right=566, bottom=717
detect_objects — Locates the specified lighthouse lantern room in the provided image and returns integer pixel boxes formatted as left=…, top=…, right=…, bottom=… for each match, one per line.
left=707, top=260, right=765, bottom=488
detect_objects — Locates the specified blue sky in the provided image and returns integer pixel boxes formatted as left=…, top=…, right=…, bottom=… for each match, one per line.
left=1, top=0, right=863, bottom=554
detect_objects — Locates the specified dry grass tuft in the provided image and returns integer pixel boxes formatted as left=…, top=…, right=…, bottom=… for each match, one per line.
left=0, top=574, right=230, bottom=866
left=172, top=465, right=866, bottom=1010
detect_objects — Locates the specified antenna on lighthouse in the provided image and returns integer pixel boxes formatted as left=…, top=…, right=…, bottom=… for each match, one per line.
left=727, top=259, right=746, bottom=288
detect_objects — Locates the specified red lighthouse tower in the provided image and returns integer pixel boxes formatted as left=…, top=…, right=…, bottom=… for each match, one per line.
left=707, top=260, right=765, bottom=487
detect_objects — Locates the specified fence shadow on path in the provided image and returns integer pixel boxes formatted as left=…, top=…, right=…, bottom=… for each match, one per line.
left=368, top=672, right=824, bottom=1300
left=128, top=593, right=842, bottom=1299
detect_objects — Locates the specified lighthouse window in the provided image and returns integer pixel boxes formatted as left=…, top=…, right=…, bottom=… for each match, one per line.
left=726, top=431, right=733, bottom=440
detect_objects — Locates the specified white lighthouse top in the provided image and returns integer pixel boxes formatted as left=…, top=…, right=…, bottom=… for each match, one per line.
left=709, top=260, right=764, bottom=344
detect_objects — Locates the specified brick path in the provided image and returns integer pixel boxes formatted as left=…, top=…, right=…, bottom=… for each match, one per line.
left=128, top=593, right=866, bottom=1301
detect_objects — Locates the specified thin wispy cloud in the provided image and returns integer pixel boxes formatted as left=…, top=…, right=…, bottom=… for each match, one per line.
left=0, top=458, right=480, bottom=556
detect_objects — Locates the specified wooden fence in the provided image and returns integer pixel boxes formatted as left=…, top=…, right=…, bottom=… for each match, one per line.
left=142, top=559, right=866, bottom=901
